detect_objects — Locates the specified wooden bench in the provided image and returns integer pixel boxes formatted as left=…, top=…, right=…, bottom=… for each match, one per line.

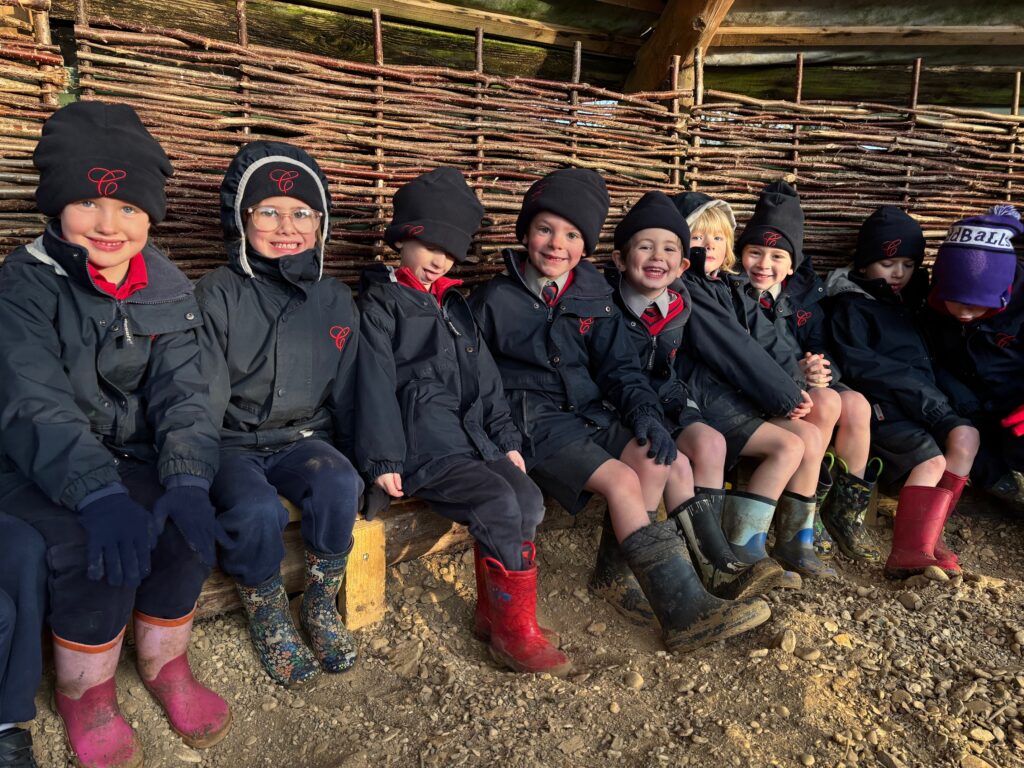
left=195, top=494, right=606, bottom=630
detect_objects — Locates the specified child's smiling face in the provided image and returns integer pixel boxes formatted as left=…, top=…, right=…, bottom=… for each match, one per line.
left=244, top=195, right=319, bottom=259
left=398, top=239, right=455, bottom=288
left=690, top=229, right=728, bottom=274
left=524, top=212, right=585, bottom=280
left=863, top=258, right=916, bottom=294
left=613, top=228, right=688, bottom=299
left=60, top=197, right=150, bottom=283
left=742, top=244, right=793, bottom=291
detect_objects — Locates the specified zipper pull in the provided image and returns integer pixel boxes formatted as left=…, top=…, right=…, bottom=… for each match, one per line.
left=441, top=306, right=462, bottom=337
left=123, top=314, right=133, bottom=345
left=647, top=336, right=657, bottom=370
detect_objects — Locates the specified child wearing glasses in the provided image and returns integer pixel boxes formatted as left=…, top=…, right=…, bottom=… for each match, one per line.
left=195, top=141, right=362, bottom=686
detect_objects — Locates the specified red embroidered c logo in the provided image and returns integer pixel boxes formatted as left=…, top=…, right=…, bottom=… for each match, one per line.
left=996, top=333, right=1015, bottom=349
left=330, top=325, right=351, bottom=352
left=578, top=317, right=594, bottom=335
left=402, top=223, right=425, bottom=237
left=270, top=169, right=300, bottom=193
left=762, top=231, right=782, bottom=247
left=87, top=168, right=127, bottom=197
left=882, top=239, right=902, bottom=259
left=796, top=310, right=812, bottom=327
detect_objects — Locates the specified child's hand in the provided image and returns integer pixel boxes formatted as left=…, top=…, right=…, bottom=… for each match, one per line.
left=799, top=352, right=832, bottom=388
left=788, top=390, right=814, bottom=420
left=506, top=450, right=527, bottom=473
left=375, top=472, right=404, bottom=498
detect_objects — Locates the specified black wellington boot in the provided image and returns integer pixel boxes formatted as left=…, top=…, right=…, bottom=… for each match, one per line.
left=669, top=489, right=784, bottom=599
left=619, top=520, right=772, bottom=653
left=589, top=511, right=655, bottom=624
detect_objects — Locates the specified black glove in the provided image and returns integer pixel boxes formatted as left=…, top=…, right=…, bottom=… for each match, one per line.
left=153, top=485, right=227, bottom=568
left=362, top=484, right=392, bottom=521
left=631, top=407, right=677, bottom=466
left=79, top=492, right=158, bottom=587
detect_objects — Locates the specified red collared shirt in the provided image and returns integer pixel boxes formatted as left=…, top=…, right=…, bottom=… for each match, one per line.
left=88, top=253, right=149, bottom=300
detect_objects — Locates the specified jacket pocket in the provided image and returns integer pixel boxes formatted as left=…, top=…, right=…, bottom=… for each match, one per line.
left=401, top=384, right=419, bottom=457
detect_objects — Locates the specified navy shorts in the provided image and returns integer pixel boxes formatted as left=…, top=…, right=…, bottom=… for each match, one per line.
left=699, top=390, right=765, bottom=468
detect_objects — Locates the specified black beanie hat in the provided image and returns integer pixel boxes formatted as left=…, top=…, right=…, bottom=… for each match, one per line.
left=239, top=152, right=326, bottom=217
left=33, top=101, right=173, bottom=223
left=384, top=167, right=484, bottom=263
left=614, top=191, right=690, bottom=257
left=855, top=206, right=925, bottom=270
left=735, top=181, right=805, bottom=269
left=516, top=168, right=609, bottom=257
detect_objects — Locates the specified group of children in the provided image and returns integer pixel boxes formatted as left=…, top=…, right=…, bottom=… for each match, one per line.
left=0, top=101, right=1019, bottom=768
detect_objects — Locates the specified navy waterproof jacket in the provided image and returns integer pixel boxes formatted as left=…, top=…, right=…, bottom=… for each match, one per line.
left=0, top=225, right=219, bottom=508
left=468, top=251, right=662, bottom=464
left=825, top=266, right=969, bottom=433
left=920, top=264, right=1024, bottom=420
left=675, top=248, right=804, bottom=418
left=603, top=267, right=694, bottom=430
left=194, top=143, right=358, bottom=455
left=781, top=256, right=844, bottom=385
left=355, top=265, right=521, bottom=494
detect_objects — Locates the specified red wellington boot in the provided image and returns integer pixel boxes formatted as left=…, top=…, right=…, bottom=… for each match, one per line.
left=472, top=542, right=559, bottom=645
left=934, top=470, right=967, bottom=572
left=883, top=485, right=954, bottom=580
left=53, top=628, right=143, bottom=768
left=484, top=546, right=572, bottom=676
left=134, top=609, right=232, bottom=749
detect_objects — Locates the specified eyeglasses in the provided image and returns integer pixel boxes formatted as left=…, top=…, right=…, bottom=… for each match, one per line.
left=246, top=206, right=322, bottom=233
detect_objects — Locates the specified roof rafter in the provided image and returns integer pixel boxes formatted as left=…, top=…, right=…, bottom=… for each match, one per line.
left=711, top=25, right=1024, bottom=48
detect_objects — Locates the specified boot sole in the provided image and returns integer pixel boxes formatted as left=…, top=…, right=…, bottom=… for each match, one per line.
left=488, top=645, right=572, bottom=677
left=176, top=709, right=232, bottom=750
left=664, top=599, right=772, bottom=654
left=713, top=560, right=785, bottom=600
left=55, top=701, right=144, bottom=768
left=588, top=579, right=655, bottom=626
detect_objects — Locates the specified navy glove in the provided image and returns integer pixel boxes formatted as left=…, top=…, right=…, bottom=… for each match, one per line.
left=153, top=485, right=227, bottom=568
left=79, top=492, right=158, bottom=588
left=631, top=407, right=677, bottom=466
left=361, top=484, right=392, bottom=522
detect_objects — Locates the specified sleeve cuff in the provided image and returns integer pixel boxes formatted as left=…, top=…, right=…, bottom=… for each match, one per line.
left=367, top=461, right=403, bottom=481
left=76, top=482, right=129, bottom=512
left=164, top=474, right=212, bottom=492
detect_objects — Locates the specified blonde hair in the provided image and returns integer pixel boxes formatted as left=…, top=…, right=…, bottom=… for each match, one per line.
left=689, top=205, right=737, bottom=274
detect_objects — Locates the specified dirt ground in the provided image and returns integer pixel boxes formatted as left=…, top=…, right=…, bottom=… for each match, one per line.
left=26, top=491, right=1024, bottom=768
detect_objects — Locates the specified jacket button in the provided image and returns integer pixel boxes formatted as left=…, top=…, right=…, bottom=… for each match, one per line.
left=630, top=321, right=636, bottom=327
left=551, top=356, right=560, bottom=364
left=605, top=306, right=611, bottom=312
left=185, top=312, right=195, bottom=320
left=103, top=400, right=111, bottom=408
left=111, top=324, right=119, bottom=332
left=466, top=346, right=474, bottom=353
left=277, top=388, right=286, bottom=397
left=533, top=303, right=540, bottom=309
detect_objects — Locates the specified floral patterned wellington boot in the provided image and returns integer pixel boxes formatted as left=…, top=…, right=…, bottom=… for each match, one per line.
left=236, top=574, right=321, bottom=686
left=299, top=546, right=357, bottom=673
left=820, top=457, right=881, bottom=562
left=813, top=453, right=836, bottom=559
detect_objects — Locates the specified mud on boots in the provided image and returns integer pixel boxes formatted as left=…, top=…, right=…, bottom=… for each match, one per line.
left=821, top=457, right=881, bottom=562
left=473, top=542, right=560, bottom=647
left=722, top=491, right=802, bottom=590
left=669, top=488, right=783, bottom=599
left=771, top=492, right=837, bottom=579
left=813, top=454, right=836, bottom=560
left=589, top=510, right=655, bottom=625
left=483, top=542, right=571, bottom=675
left=619, top=519, right=771, bottom=653
left=884, top=485, right=956, bottom=579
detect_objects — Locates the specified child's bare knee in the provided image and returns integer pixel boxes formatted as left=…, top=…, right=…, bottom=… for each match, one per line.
left=920, top=454, right=947, bottom=476
left=948, top=426, right=980, bottom=460
left=814, top=388, right=841, bottom=421
left=840, top=391, right=871, bottom=425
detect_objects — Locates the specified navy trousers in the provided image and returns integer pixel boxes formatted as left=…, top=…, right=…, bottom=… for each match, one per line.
left=0, top=514, right=46, bottom=723
left=212, top=439, right=362, bottom=586
left=416, top=457, right=545, bottom=570
left=0, top=461, right=208, bottom=647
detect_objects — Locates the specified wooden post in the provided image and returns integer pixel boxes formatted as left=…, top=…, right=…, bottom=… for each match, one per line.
left=473, top=26, right=485, bottom=262
left=1007, top=70, right=1020, bottom=202
left=668, top=53, right=682, bottom=190
left=373, top=8, right=386, bottom=260
left=31, top=3, right=57, bottom=107
left=569, top=39, right=581, bottom=165
left=792, top=53, right=803, bottom=185
left=236, top=0, right=250, bottom=136
left=75, top=0, right=92, bottom=97
left=688, top=47, right=704, bottom=190
left=902, top=57, right=921, bottom=205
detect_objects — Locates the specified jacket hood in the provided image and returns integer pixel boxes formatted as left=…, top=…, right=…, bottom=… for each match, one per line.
left=824, top=266, right=871, bottom=300
left=220, top=141, right=331, bottom=280
left=825, top=264, right=930, bottom=306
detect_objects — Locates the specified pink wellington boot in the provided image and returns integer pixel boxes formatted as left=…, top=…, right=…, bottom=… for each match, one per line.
left=53, top=628, right=143, bottom=768
left=134, top=609, right=231, bottom=748
left=934, top=470, right=967, bottom=573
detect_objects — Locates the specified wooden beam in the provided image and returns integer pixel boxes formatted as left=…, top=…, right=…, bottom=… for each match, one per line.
left=292, top=0, right=643, bottom=57
left=624, top=0, right=734, bottom=93
left=594, top=0, right=665, bottom=13
left=711, top=25, right=1024, bottom=48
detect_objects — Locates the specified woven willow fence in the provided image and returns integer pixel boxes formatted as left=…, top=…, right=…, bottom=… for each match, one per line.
left=1, top=6, right=1021, bottom=281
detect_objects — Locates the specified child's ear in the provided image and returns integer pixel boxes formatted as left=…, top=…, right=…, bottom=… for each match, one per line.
left=611, top=249, right=627, bottom=272
left=676, top=257, right=691, bottom=277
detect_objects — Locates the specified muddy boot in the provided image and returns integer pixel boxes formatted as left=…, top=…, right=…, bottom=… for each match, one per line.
left=589, top=511, right=654, bottom=624
left=722, top=492, right=802, bottom=590
left=884, top=485, right=953, bottom=579
left=619, top=520, right=771, bottom=653
left=771, top=492, right=837, bottom=579
left=134, top=609, right=231, bottom=748
left=984, top=472, right=1024, bottom=514
left=669, top=489, right=783, bottom=599
left=53, top=628, right=143, bottom=768
left=820, top=459, right=881, bottom=562
left=472, top=542, right=560, bottom=646
left=300, top=545, right=357, bottom=673
left=484, top=551, right=572, bottom=675
left=236, top=574, right=321, bottom=686
left=0, top=727, right=38, bottom=768
left=934, top=471, right=966, bottom=573
left=813, top=456, right=835, bottom=560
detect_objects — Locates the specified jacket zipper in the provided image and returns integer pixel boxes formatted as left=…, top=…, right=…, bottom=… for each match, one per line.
left=646, top=335, right=658, bottom=371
